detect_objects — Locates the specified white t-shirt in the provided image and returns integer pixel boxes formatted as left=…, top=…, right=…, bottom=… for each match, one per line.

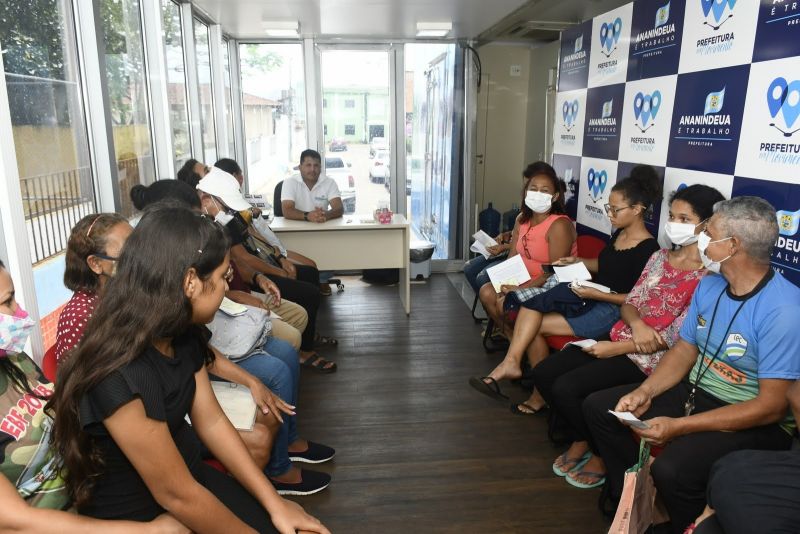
left=281, top=174, right=341, bottom=212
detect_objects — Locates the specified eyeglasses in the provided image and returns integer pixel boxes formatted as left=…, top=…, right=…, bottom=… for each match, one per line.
left=604, top=204, right=632, bottom=216
left=92, top=253, right=118, bottom=262
left=224, top=265, right=234, bottom=283
left=521, top=228, right=532, bottom=260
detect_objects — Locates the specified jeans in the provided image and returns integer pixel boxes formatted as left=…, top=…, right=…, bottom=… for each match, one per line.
left=463, top=254, right=506, bottom=293
left=238, top=336, right=300, bottom=477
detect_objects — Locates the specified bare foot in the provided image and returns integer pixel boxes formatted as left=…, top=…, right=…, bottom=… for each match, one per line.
left=485, top=357, right=523, bottom=383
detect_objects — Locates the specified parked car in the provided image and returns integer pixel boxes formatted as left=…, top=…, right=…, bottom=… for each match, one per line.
left=369, top=136, right=388, bottom=157
left=329, top=138, right=347, bottom=152
left=369, top=150, right=390, bottom=183
left=325, top=156, right=356, bottom=214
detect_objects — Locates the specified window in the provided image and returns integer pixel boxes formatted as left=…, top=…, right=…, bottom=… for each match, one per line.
left=323, top=98, right=327, bottom=108
left=101, top=0, right=156, bottom=218
left=2, top=0, right=96, bottom=263
left=239, top=43, right=306, bottom=201
left=161, top=0, right=190, bottom=170
left=344, top=124, right=355, bottom=135
left=194, top=18, right=216, bottom=164
left=344, top=99, right=355, bottom=108
left=222, top=39, right=236, bottom=157
left=323, top=124, right=328, bottom=135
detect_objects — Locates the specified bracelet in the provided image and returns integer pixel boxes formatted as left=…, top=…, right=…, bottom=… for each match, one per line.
left=251, top=272, right=263, bottom=285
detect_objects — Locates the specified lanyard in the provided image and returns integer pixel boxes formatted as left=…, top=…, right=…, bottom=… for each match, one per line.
left=683, top=289, right=747, bottom=416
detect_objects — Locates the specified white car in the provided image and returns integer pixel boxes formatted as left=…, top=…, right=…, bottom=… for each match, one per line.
left=369, top=150, right=390, bottom=183
left=369, top=136, right=388, bottom=157
left=325, top=156, right=356, bottom=214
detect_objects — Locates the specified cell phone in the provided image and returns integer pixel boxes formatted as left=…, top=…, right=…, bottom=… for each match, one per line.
left=542, top=264, right=555, bottom=274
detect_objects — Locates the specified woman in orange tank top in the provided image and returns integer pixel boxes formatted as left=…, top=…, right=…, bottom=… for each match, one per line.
left=478, top=168, right=577, bottom=336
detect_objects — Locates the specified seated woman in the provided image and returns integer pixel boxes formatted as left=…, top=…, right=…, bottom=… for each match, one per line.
left=532, top=185, right=723, bottom=490
left=583, top=196, right=800, bottom=534
left=464, top=162, right=557, bottom=294
left=470, top=166, right=662, bottom=412
left=49, top=206, right=329, bottom=533
left=477, top=165, right=577, bottom=334
left=0, top=259, right=188, bottom=533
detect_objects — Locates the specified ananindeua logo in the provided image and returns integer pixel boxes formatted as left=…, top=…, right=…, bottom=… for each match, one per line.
left=599, top=18, right=624, bottom=57
left=675, top=87, right=731, bottom=147
left=777, top=209, right=800, bottom=237
left=696, top=0, right=736, bottom=54
left=633, top=90, right=663, bottom=132
left=588, top=99, right=617, bottom=131
left=586, top=168, right=608, bottom=202
left=563, top=35, right=587, bottom=71
left=634, top=1, right=676, bottom=47
left=562, top=100, right=580, bottom=131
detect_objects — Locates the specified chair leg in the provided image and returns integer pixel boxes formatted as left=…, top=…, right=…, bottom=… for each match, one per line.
left=482, top=319, right=508, bottom=353
left=471, top=293, right=486, bottom=323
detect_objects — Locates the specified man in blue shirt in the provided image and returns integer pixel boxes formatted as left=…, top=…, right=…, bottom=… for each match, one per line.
left=583, top=196, right=800, bottom=534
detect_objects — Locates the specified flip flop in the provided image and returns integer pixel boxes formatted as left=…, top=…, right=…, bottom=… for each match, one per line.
left=566, top=469, right=606, bottom=489
left=300, top=353, right=337, bottom=374
left=314, top=333, right=338, bottom=346
left=552, top=450, right=591, bottom=477
left=510, top=402, right=547, bottom=416
left=319, top=284, right=332, bottom=296
left=468, top=376, right=509, bottom=401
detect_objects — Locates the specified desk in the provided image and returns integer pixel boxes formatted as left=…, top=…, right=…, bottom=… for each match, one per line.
left=270, top=215, right=411, bottom=314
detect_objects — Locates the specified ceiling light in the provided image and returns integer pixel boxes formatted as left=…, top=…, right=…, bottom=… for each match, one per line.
left=263, top=21, right=299, bottom=37
left=416, top=22, right=452, bottom=38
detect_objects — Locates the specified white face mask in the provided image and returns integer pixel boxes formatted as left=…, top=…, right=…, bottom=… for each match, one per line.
left=664, top=220, right=704, bottom=246
left=697, top=232, right=732, bottom=274
left=525, top=191, right=553, bottom=214
left=0, top=307, right=35, bottom=355
left=208, top=197, right=234, bottom=226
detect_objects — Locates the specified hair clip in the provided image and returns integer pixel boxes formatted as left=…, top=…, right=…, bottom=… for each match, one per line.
left=86, top=215, right=103, bottom=237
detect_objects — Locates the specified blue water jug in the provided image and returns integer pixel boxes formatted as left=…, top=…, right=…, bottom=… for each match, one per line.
left=503, top=204, right=520, bottom=232
left=478, top=202, right=501, bottom=236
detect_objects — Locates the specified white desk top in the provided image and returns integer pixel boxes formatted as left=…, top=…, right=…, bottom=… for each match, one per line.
left=270, top=214, right=408, bottom=232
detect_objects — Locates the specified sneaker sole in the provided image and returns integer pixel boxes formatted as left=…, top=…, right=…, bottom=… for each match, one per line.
left=275, top=482, right=330, bottom=496
left=289, top=453, right=336, bottom=464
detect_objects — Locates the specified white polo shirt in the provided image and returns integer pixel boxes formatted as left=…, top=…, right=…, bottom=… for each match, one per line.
left=281, top=174, right=341, bottom=212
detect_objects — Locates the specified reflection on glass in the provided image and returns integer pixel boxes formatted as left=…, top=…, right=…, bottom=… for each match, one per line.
left=162, top=0, right=192, bottom=171
left=320, top=49, right=390, bottom=215
left=1, top=0, right=96, bottom=263
left=161, top=0, right=190, bottom=170
left=194, top=19, right=216, bottom=164
left=239, top=43, right=306, bottom=201
left=405, top=43, right=459, bottom=259
left=222, top=40, right=236, bottom=157
left=101, top=0, right=157, bottom=218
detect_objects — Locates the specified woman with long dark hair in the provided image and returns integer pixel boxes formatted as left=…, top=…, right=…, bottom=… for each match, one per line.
left=49, top=206, right=328, bottom=533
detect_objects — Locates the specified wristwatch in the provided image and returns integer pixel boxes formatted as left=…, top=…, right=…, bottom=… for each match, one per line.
left=303, top=211, right=309, bottom=221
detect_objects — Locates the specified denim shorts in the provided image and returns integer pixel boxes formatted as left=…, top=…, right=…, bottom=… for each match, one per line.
left=564, top=301, right=621, bottom=339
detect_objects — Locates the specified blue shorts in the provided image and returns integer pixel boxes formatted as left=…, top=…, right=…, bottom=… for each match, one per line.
left=564, top=301, right=620, bottom=339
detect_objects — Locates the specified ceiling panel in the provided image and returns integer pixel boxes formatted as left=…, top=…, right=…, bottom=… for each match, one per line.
left=190, top=0, right=530, bottom=40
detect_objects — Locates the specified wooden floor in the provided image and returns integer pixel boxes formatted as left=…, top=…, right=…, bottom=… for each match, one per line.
left=297, top=274, right=608, bottom=533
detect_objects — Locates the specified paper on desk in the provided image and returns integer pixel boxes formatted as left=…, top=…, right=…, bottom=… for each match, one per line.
left=470, top=230, right=500, bottom=260
left=486, top=254, right=531, bottom=292
left=553, top=262, right=593, bottom=283
left=211, top=382, right=257, bottom=431
left=608, top=410, right=650, bottom=429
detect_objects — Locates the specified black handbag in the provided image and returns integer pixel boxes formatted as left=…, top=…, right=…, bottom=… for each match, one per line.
left=518, top=282, right=596, bottom=317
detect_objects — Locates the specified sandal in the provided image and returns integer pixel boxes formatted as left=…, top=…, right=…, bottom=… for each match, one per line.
left=468, top=376, right=509, bottom=401
left=300, top=353, right=338, bottom=374
left=566, top=469, right=606, bottom=489
left=510, top=402, right=547, bottom=416
left=314, top=333, right=338, bottom=346
left=552, top=450, right=591, bottom=477
left=319, top=284, right=332, bottom=296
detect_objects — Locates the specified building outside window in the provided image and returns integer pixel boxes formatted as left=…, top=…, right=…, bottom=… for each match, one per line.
left=161, top=0, right=191, bottom=170
left=194, top=18, right=217, bottom=164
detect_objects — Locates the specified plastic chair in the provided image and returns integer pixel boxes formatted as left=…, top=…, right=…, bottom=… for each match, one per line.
left=42, top=345, right=58, bottom=383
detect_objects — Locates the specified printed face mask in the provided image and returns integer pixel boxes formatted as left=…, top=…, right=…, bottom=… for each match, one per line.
left=697, top=232, right=732, bottom=274
left=525, top=191, right=553, bottom=214
left=664, top=220, right=704, bottom=246
left=0, top=307, right=36, bottom=355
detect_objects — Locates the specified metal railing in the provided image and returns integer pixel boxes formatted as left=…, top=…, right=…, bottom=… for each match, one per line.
left=20, top=167, right=96, bottom=264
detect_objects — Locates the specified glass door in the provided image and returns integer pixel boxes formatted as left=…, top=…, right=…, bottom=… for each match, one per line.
left=318, top=47, right=392, bottom=215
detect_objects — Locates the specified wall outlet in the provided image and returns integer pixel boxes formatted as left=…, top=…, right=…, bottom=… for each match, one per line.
left=510, top=64, right=522, bottom=77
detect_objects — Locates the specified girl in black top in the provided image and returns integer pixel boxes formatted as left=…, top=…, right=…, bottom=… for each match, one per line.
left=49, top=206, right=329, bottom=534
left=471, top=166, right=661, bottom=414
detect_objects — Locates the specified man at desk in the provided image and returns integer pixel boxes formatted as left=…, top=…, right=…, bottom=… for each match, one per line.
left=281, top=149, right=344, bottom=223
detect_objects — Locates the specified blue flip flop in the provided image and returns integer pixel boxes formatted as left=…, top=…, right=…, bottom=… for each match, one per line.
left=552, top=450, right=591, bottom=477
left=565, top=469, right=606, bottom=489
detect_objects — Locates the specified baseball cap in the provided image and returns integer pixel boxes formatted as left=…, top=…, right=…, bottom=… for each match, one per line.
left=196, top=167, right=251, bottom=211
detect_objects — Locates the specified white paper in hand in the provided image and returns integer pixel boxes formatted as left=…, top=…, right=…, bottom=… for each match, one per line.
left=608, top=410, right=650, bottom=429
left=218, top=297, right=248, bottom=317
left=485, top=254, right=531, bottom=292
left=553, top=262, right=593, bottom=283
left=470, top=230, right=499, bottom=259
left=567, top=339, right=598, bottom=348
